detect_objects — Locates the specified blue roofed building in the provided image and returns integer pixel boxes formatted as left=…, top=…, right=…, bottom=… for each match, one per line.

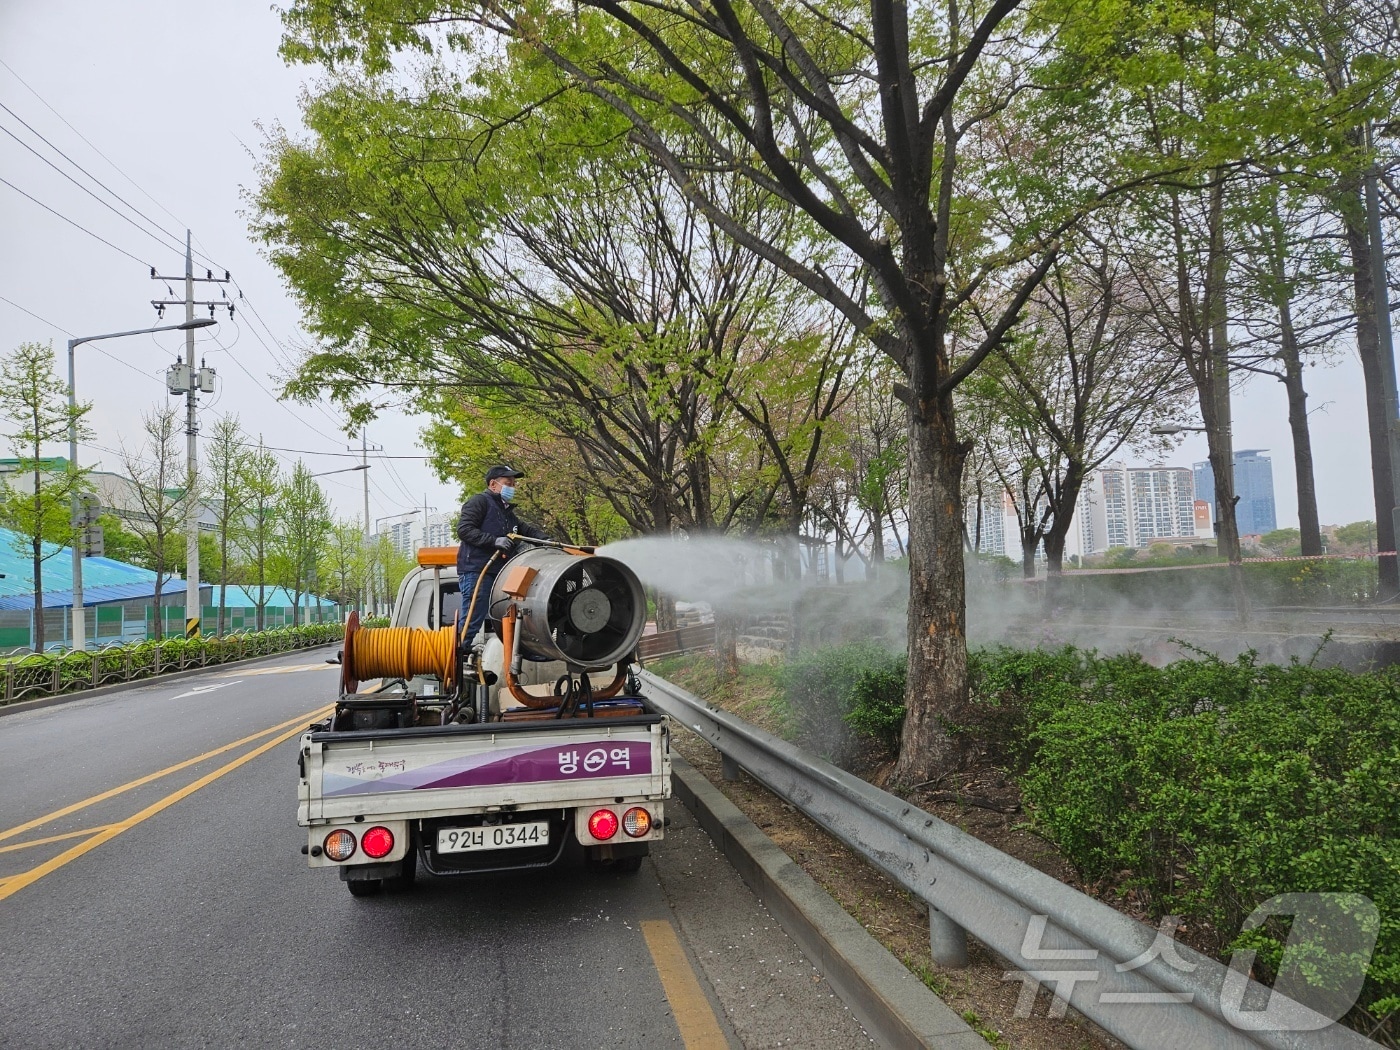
left=0, top=528, right=338, bottom=649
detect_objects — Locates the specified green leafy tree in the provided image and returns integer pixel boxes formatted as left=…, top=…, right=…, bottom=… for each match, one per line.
left=1260, top=527, right=1302, bottom=556
left=0, top=341, right=91, bottom=651
left=205, top=415, right=253, bottom=636
left=277, top=0, right=1074, bottom=784
left=320, top=518, right=367, bottom=613
left=271, top=462, right=332, bottom=625
left=119, top=405, right=189, bottom=642
left=1334, top=520, right=1377, bottom=554
left=93, top=512, right=147, bottom=567
left=235, top=439, right=282, bottom=631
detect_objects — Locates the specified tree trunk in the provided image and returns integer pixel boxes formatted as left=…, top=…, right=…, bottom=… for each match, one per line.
left=152, top=574, right=165, bottom=641
left=1019, top=533, right=1037, bottom=579
left=869, top=502, right=886, bottom=579
left=1204, top=175, right=1248, bottom=621
left=31, top=458, right=45, bottom=651
left=32, top=536, right=44, bottom=652
left=217, top=530, right=230, bottom=637
left=892, top=404, right=970, bottom=786
left=1341, top=190, right=1400, bottom=597
left=653, top=590, right=677, bottom=632
left=1278, top=327, right=1323, bottom=557
left=713, top=612, right=739, bottom=680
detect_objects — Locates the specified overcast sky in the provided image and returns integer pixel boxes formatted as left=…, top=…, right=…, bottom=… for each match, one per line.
left=0, top=2, right=1385, bottom=535
left=0, top=1, right=461, bottom=535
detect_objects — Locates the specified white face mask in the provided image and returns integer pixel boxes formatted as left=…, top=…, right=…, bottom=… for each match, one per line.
left=499, top=484, right=516, bottom=502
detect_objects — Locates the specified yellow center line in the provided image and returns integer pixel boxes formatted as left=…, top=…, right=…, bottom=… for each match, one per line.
left=0, top=825, right=118, bottom=854
left=0, top=705, right=331, bottom=846
left=641, top=919, right=730, bottom=1049
left=0, top=715, right=321, bottom=903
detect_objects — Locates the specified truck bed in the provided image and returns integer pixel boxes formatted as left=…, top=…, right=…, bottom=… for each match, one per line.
left=299, top=712, right=670, bottom=825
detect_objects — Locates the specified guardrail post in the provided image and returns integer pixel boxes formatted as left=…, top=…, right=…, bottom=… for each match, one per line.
left=720, top=753, right=740, bottom=781
left=927, top=905, right=969, bottom=968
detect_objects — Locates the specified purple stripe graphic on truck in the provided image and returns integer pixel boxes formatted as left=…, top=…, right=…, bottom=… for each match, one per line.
left=425, top=740, right=652, bottom=789
left=321, top=739, right=653, bottom=797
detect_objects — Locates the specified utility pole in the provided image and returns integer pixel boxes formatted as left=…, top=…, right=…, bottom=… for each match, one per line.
left=422, top=495, right=438, bottom=551
left=152, top=230, right=232, bottom=638
left=351, top=429, right=383, bottom=613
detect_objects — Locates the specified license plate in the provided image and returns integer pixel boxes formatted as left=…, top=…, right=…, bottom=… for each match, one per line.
left=437, top=822, right=550, bottom=854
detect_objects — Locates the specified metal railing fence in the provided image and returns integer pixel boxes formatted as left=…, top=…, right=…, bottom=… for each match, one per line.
left=1, top=623, right=344, bottom=707
left=638, top=670, right=1379, bottom=1050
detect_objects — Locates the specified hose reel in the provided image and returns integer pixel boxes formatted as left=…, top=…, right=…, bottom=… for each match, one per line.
left=340, top=610, right=459, bottom=697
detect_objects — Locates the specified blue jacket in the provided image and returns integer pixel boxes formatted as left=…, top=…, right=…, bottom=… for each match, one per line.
left=456, top=490, right=548, bottom=574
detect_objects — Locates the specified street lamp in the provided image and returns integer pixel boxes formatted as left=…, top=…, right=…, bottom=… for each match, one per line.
left=68, top=317, right=216, bottom=651
left=1150, top=423, right=1208, bottom=435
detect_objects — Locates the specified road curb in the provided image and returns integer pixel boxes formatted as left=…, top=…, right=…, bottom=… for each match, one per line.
left=0, top=643, right=339, bottom=720
left=671, top=754, right=990, bottom=1050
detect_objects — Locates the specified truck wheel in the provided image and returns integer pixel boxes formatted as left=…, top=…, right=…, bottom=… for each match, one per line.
left=346, top=878, right=383, bottom=898
left=384, top=852, right=417, bottom=891
left=613, top=855, right=644, bottom=874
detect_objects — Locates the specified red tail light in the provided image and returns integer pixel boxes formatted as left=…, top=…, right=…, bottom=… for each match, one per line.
left=361, top=825, right=395, bottom=859
left=588, top=808, right=619, bottom=840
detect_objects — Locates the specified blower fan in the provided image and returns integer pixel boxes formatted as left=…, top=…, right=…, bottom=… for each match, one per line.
left=491, top=547, right=645, bottom=670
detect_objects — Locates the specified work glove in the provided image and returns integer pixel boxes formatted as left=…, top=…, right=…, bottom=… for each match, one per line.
left=493, top=536, right=515, bottom=554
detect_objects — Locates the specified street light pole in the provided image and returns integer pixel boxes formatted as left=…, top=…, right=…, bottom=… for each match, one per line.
left=67, top=316, right=216, bottom=651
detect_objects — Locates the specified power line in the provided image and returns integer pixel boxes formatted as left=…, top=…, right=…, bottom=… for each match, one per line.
left=0, top=100, right=187, bottom=253
left=0, top=175, right=150, bottom=267
left=0, top=122, right=187, bottom=258
left=0, top=293, right=72, bottom=336
left=0, top=56, right=190, bottom=235
left=0, top=294, right=166, bottom=380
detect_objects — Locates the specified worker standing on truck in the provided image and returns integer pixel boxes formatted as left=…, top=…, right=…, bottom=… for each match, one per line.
left=457, top=465, right=549, bottom=646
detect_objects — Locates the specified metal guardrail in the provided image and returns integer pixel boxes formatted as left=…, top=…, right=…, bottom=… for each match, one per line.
left=638, top=670, right=1379, bottom=1050
left=0, top=625, right=344, bottom=707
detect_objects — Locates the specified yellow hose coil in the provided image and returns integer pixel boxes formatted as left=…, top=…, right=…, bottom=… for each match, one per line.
left=349, top=625, right=458, bottom=690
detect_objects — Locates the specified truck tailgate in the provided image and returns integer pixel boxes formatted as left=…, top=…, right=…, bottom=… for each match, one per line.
left=300, top=717, right=669, bottom=823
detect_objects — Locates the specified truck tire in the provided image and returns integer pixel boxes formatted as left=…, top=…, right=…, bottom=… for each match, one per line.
left=384, top=852, right=417, bottom=891
left=346, top=878, right=383, bottom=898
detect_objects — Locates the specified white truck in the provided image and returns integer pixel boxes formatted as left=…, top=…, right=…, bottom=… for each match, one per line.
left=297, top=541, right=670, bottom=896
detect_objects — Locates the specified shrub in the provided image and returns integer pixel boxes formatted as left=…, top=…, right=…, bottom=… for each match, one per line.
left=783, top=642, right=902, bottom=763
left=842, top=651, right=908, bottom=754
left=1014, top=648, right=1400, bottom=1029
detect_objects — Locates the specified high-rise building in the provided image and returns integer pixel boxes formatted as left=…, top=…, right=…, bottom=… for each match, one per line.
left=1233, top=450, right=1277, bottom=535
left=386, top=518, right=418, bottom=557
left=1192, top=452, right=1277, bottom=536
left=1130, top=466, right=1197, bottom=543
left=1072, top=462, right=1197, bottom=557
left=968, top=492, right=1008, bottom=557
left=423, top=512, right=456, bottom=549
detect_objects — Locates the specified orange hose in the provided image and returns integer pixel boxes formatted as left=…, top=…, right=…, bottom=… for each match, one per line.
left=349, top=625, right=457, bottom=690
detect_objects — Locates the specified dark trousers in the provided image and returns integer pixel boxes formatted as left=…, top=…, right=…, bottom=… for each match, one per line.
left=458, top=566, right=499, bottom=647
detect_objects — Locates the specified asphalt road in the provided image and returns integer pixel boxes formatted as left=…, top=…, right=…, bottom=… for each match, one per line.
left=0, top=649, right=871, bottom=1050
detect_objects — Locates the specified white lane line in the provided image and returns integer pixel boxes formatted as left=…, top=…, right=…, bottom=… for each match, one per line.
left=171, top=681, right=242, bottom=700
left=217, top=662, right=333, bottom=678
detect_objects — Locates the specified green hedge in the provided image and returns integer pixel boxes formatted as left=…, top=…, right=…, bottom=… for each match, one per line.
left=790, top=642, right=1399, bottom=1031
left=0, top=622, right=344, bottom=706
